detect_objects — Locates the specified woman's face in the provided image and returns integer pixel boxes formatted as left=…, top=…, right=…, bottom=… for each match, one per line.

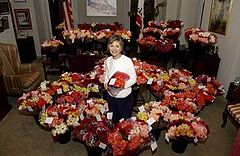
left=109, top=41, right=122, bottom=59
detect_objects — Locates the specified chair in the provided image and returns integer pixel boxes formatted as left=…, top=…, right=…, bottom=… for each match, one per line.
left=221, top=85, right=240, bottom=128
left=0, top=43, right=42, bottom=95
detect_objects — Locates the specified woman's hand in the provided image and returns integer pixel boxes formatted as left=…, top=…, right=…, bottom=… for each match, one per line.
left=104, top=84, right=108, bottom=90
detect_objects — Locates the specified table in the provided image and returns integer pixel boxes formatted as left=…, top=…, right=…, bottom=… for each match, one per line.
left=42, top=55, right=66, bottom=80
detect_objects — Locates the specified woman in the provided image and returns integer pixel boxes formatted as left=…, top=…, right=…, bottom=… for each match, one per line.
left=104, top=35, right=137, bottom=123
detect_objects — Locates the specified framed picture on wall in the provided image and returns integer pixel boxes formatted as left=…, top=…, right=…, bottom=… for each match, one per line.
left=14, top=9, right=32, bottom=30
left=208, top=0, right=233, bottom=35
left=86, top=0, right=117, bottom=16
left=0, top=0, right=10, bottom=15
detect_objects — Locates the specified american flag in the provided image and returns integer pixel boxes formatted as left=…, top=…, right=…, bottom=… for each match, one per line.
left=136, top=0, right=144, bottom=39
left=63, top=0, right=74, bottom=30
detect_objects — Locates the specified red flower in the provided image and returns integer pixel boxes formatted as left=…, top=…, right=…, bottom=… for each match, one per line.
left=37, top=98, right=47, bottom=107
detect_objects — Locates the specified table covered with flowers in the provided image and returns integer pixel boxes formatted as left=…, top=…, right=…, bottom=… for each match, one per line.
left=17, top=56, right=224, bottom=155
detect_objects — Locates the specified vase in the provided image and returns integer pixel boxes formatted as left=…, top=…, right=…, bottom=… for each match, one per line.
left=171, top=139, right=188, bottom=154
left=58, top=130, right=71, bottom=144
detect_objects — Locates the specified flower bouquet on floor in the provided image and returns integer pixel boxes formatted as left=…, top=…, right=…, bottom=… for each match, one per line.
left=165, top=111, right=210, bottom=153
left=108, top=71, right=130, bottom=96
left=107, top=119, right=150, bottom=156
left=72, top=116, right=112, bottom=147
left=17, top=90, right=52, bottom=115
left=51, top=122, right=71, bottom=144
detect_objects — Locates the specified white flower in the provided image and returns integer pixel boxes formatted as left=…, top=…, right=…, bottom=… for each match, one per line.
left=51, top=123, right=68, bottom=136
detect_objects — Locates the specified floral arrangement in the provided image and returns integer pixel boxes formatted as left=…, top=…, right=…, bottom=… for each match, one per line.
left=108, top=119, right=150, bottom=156
left=62, top=27, right=131, bottom=44
left=136, top=101, right=172, bottom=122
left=41, top=38, right=64, bottom=48
left=107, top=71, right=130, bottom=96
left=18, top=90, right=52, bottom=113
left=132, top=58, right=163, bottom=85
left=154, top=38, right=175, bottom=53
left=94, top=29, right=113, bottom=40
left=73, top=116, right=112, bottom=147
left=143, top=27, right=161, bottom=39
left=137, top=36, right=175, bottom=53
left=55, top=22, right=65, bottom=30
left=145, top=68, right=222, bottom=112
left=62, top=29, right=94, bottom=43
left=165, top=111, right=210, bottom=143
left=114, top=29, right=132, bottom=41
left=52, top=122, right=69, bottom=137
left=86, top=22, right=123, bottom=32
left=137, top=36, right=157, bottom=51
left=83, top=98, right=108, bottom=117
left=63, top=22, right=127, bottom=44
left=147, top=20, right=183, bottom=39
left=195, top=74, right=225, bottom=96
left=148, top=20, right=168, bottom=30
left=184, top=27, right=217, bottom=46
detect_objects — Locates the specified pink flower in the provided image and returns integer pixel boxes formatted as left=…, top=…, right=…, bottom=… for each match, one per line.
left=191, top=122, right=208, bottom=139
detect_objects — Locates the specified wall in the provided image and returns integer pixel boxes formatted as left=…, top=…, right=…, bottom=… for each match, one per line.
left=33, top=0, right=52, bottom=44
left=0, top=14, right=16, bottom=45
left=166, top=0, right=203, bottom=45
left=74, top=0, right=130, bottom=29
left=11, top=0, right=41, bottom=57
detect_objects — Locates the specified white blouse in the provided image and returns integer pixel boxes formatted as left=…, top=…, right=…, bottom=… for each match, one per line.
left=104, top=55, right=137, bottom=98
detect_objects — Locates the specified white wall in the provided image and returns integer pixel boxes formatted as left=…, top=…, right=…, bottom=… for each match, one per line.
left=11, top=0, right=41, bottom=57
left=165, top=0, right=179, bottom=20
left=0, top=14, right=17, bottom=45
left=165, top=0, right=202, bottom=45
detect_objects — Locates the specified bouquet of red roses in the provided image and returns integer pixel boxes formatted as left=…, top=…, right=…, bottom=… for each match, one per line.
left=108, top=71, right=130, bottom=96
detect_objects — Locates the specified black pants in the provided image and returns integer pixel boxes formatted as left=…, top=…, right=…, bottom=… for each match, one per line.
left=106, top=92, right=133, bottom=123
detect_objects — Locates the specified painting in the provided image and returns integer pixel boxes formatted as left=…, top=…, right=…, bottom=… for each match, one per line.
left=208, top=0, right=233, bottom=35
left=86, top=0, right=117, bottom=16
left=14, top=9, right=32, bottom=30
